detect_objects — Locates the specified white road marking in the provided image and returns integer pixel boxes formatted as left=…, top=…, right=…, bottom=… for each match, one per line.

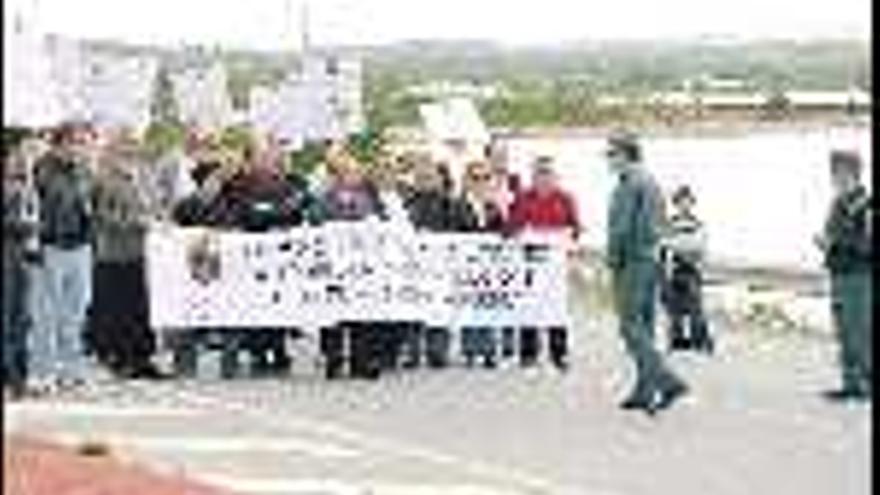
left=121, top=382, right=616, bottom=495
left=197, top=475, right=547, bottom=495
left=4, top=401, right=201, bottom=418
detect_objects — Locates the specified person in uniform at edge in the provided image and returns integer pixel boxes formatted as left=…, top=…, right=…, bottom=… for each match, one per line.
left=605, top=130, right=688, bottom=415
left=815, top=150, right=872, bottom=402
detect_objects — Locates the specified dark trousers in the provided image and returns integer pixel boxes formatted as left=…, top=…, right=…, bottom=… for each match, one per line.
left=346, top=322, right=383, bottom=379
left=461, top=327, right=497, bottom=366
left=424, top=326, right=450, bottom=367
left=89, top=261, right=156, bottom=376
left=501, top=327, right=516, bottom=358
left=320, top=325, right=345, bottom=379
left=320, top=322, right=384, bottom=379
left=240, top=329, right=291, bottom=375
left=3, top=252, right=30, bottom=390
left=547, top=326, right=569, bottom=368
left=662, top=261, right=711, bottom=351
left=520, top=326, right=539, bottom=366
left=830, top=271, right=872, bottom=394
left=171, top=328, right=242, bottom=379
left=520, top=326, right=568, bottom=368
left=398, top=322, right=423, bottom=367
left=614, top=261, right=685, bottom=402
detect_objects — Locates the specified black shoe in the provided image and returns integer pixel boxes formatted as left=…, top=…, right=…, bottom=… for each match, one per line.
left=669, top=339, right=690, bottom=351
left=700, top=339, right=715, bottom=355
left=553, top=358, right=569, bottom=372
left=483, top=357, right=497, bottom=369
left=822, top=388, right=870, bottom=403
left=650, top=383, right=689, bottom=415
left=620, top=396, right=653, bottom=411
left=130, top=364, right=169, bottom=381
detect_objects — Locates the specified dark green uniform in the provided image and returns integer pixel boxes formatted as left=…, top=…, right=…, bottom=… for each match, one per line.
left=607, top=165, right=686, bottom=406
left=822, top=185, right=872, bottom=396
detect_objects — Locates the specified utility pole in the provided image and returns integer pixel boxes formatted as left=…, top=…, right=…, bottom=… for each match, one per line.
left=300, top=0, right=311, bottom=54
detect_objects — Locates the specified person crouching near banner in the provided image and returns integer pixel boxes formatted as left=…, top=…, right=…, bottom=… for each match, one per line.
left=404, top=158, right=472, bottom=368
left=319, top=148, right=388, bottom=380
left=3, top=132, right=43, bottom=398
left=90, top=128, right=165, bottom=380
left=507, top=156, right=580, bottom=371
left=458, top=160, right=507, bottom=369
left=28, top=122, right=99, bottom=394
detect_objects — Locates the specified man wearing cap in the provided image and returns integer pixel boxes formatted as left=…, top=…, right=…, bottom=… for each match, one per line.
left=605, top=130, right=688, bottom=415
left=815, top=150, right=872, bottom=402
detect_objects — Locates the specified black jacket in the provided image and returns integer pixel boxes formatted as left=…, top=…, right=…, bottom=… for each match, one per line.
left=823, top=186, right=872, bottom=273
left=405, top=189, right=472, bottom=232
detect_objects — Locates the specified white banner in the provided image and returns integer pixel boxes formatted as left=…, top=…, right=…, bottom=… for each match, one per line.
left=147, top=224, right=570, bottom=331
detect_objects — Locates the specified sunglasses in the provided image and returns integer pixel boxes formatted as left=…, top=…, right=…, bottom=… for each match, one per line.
left=470, top=174, right=493, bottom=182
left=604, top=148, right=622, bottom=158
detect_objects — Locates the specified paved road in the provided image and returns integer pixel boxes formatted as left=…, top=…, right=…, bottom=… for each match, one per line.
left=4, top=281, right=872, bottom=495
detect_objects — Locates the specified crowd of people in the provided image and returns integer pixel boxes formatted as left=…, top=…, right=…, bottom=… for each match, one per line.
left=3, top=122, right=586, bottom=394
left=3, top=121, right=871, bottom=416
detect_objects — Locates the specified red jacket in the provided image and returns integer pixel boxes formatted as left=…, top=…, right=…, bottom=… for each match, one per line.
left=508, top=187, right=581, bottom=236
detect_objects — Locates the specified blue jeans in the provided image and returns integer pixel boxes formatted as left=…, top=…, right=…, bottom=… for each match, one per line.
left=28, top=245, right=93, bottom=383
left=461, top=327, right=497, bottom=364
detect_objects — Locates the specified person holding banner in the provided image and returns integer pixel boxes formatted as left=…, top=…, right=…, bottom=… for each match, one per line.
left=507, top=156, right=580, bottom=371
left=168, top=159, right=243, bottom=379
left=605, top=130, right=688, bottom=415
left=208, top=137, right=302, bottom=377
left=319, top=149, right=388, bottom=379
left=458, top=160, right=507, bottom=369
left=404, top=159, right=470, bottom=368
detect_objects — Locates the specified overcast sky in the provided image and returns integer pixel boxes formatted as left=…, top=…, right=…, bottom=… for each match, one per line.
left=7, top=0, right=871, bottom=50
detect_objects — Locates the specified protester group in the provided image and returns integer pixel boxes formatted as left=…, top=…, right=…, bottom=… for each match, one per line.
left=3, top=122, right=872, bottom=415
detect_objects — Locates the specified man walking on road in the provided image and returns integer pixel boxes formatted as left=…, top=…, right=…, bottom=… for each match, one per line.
left=815, top=150, right=872, bottom=402
left=605, top=130, right=688, bottom=415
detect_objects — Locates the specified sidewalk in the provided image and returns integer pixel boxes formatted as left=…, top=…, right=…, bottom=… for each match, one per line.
left=3, top=434, right=230, bottom=495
